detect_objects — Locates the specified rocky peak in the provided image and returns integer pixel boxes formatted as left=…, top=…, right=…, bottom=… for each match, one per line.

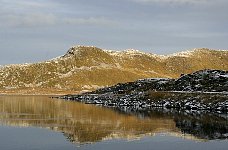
left=178, top=69, right=228, bottom=80
left=63, top=45, right=101, bottom=58
left=174, top=69, right=228, bottom=92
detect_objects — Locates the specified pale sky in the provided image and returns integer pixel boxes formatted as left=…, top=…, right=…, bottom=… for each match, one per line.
left=0, top=0, right=227, bottom=65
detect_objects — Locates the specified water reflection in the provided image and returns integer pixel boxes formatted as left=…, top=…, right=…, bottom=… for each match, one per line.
left=0, top=96, right=227, bottom=144
left=114, top=107, right=228, bottom=140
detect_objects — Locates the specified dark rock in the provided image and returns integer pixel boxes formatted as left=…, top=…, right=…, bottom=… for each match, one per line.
left=56, top=69, right=228, bottom=112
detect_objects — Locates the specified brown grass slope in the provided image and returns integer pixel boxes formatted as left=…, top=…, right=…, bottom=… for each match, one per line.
left=0, top=46, right=227, bottom=93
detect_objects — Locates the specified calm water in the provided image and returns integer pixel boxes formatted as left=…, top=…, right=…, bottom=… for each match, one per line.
left=0, top=95, right=227, bottom=150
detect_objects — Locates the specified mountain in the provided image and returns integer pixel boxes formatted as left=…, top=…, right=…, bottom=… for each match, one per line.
left=0, top=46, right=228, bottom=94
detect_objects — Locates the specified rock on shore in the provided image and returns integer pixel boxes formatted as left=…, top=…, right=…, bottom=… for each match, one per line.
left=57, top=69, right=228, bottom=113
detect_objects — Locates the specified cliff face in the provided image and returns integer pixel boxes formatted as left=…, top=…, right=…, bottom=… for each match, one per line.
left=0, top=46, right=227, bottom=93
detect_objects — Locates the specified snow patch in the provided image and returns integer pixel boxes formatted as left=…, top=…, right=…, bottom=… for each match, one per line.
left=82, top=85, right=101, bottom=89
left=221, top=75, right=228, bottom=78
left=167, top=49, right=196, bottom=58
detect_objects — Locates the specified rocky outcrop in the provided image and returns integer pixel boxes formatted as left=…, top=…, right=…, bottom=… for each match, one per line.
left=58, top=70, right=228, bottom=112
left=174, top=70, right=228, bottom=92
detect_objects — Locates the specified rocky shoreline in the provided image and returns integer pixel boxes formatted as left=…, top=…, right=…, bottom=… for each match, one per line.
left=58, top=92, right=228, bottom=113
left=56, top=70, right=228, bottom=113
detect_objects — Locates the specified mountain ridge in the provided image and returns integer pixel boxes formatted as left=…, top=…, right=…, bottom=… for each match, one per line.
left=1, top=46, right=227, bottom=67
left=0, top=45, right=227, bottom=94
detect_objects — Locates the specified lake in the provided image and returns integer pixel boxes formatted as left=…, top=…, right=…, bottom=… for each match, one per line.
left=0, top=95, right=227, bottom=150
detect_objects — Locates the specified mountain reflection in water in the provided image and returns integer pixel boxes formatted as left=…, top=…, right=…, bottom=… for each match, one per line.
left=0, top=95, right=227, bottom=144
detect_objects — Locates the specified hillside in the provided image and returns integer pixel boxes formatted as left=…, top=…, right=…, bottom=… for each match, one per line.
left=0, top=46, right=228, bottom=94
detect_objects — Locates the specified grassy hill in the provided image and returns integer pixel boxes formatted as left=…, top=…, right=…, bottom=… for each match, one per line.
left=0, top=46, right=227, bottom=94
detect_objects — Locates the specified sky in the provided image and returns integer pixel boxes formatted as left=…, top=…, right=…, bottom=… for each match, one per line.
left=0, top=0, right=227, bottom=65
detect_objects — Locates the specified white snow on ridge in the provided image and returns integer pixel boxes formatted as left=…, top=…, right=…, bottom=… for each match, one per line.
left=166, top=49, right=197, bottom=58
left=0, top=63, right=31, bottom=69
left=123, top=49, right=145, bottom=55
left=48, top=55, right=63, bottom=63
left=104, top=49, right=145, bottom=56
left=153, top=48, right=228, bottom=60
left=1, top=46, right=227, bottom=71
left=104, top=48, right=159, bottom=59
left=104, top=48, right=205, bottom=60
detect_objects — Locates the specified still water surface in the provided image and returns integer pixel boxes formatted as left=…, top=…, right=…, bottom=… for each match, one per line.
left=0, top=95, right=227, bottom=150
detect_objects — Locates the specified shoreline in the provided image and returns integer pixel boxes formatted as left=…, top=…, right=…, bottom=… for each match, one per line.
left=0, top=88, right=81, bottom=96
left=1, top=90, right=228, bottom=96
left=59, top=90, right=228, bottom=113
